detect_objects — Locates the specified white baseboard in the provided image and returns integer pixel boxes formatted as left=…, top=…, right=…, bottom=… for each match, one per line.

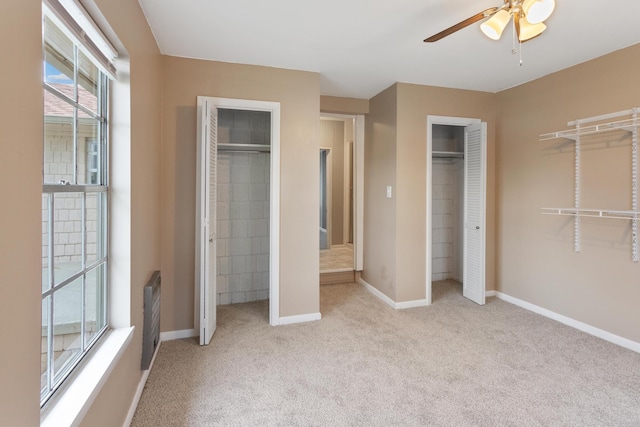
left=123, top=341, right=162, bottom=427
left=485, top=290, right=496, bottom=297
left=159, top=329, right=196, bottom=341
left=396, top=299, right=428, bottom=309
left=278, top=312, right=322, bottom=326
left=495, top=292, right=640, bottom=354
left=320, top=268, right=354, bottom=274
left=359, top=278, right=426, bottom=310
left=359, top=278, right=395, bottom=308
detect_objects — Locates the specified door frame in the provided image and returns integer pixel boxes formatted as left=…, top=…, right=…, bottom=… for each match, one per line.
left=319, top=113, right=365, bottom=271
left=195, top=96, right=281, bottom=328
left=426, top=115, right=482, bottom=305
left=344, top=141, right=354, bottom=245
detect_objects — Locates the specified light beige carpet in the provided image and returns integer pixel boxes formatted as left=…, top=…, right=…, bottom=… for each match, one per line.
left=132, top=281, right=640, bottom=426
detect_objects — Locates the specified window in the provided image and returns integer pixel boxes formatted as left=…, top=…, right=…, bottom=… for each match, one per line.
left=41, top=11, right=109, bottom=406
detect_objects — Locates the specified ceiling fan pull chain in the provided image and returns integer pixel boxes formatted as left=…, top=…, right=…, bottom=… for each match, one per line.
left=510, top=16, right=524, bottom=66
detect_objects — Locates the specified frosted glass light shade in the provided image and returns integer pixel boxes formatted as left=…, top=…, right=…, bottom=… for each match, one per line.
left=518, top=17, right=546, bottom=41
left=522, top=0, right=555, bottom=24
left=480, top=9, right=511, bottom=40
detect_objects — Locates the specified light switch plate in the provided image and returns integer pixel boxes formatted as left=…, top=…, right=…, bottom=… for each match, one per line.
left=386, top=186, right=392, bottom=199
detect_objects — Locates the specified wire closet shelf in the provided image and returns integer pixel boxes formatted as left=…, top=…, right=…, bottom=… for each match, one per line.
left=539, top=108, right=639, bottom=262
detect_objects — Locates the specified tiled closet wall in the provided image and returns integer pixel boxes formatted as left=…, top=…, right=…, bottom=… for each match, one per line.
left=432, top=125, right=464, bottom=282
left=216, top=109, right=271, bottom=305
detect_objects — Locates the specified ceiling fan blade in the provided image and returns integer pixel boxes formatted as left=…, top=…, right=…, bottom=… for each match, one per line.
left=424, top=7, right=499, bottom=43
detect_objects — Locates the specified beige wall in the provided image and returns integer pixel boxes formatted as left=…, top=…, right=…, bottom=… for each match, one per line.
left=161, top=57, right=320, bottom=327
left=496, top=43, right=640, bottom=343
left=395, top=83, right=497, bottom=302
left=0, top=1, right=44, bottom=424
left=362, top=85, right=398, bottom=299
left=320, top=95, right=369, bottom=115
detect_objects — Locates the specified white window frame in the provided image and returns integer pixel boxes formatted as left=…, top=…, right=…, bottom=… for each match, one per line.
left=40, top=5, right=110, bottom=408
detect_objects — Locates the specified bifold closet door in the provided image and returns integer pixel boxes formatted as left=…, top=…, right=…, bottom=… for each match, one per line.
left=463, top=122, right=486, bottom=305
left=196, top=99, right=217, bottom=345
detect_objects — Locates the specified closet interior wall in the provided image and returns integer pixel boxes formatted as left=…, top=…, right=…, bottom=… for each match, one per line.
left=216, top=109, right=271, bottom=305
left=432, top=125, right=464, bottom=282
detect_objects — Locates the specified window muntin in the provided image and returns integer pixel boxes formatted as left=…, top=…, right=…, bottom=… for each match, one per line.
left=41, top=12, right=109, bottom=406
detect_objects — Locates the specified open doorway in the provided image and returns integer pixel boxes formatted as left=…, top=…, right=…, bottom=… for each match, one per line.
left=426, top=116, right=487, bottom=306
left=319, top=115, right=357, bottom=275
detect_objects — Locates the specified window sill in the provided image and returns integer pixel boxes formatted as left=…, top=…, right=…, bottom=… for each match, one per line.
left=41, top=326, right=134, bottom=427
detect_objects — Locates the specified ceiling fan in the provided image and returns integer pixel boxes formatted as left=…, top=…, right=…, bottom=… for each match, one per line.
left=424, top=0, right=556, bottom=43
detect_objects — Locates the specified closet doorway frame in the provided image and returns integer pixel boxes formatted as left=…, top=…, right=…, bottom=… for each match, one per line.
left=425, top=115, right=481, bottom=305
left=194, top=96, right=281, bottom=328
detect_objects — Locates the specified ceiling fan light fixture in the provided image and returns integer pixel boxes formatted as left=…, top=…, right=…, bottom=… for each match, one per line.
left=517, top=16, right=547, bottom=41
left=522, top=0, right=555, bottom=24
left=480, top=9, right=511, bottom=40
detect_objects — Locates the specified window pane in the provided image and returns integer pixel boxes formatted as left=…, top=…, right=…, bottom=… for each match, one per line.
left=86, top=192, right=106, bottom=264
left=53, top=277, right=83, bottom=383
left=85, top=263, right=106, bottom=347
left=44, top=16, right=74, bottom=89
left=78, top=51, right=98, bottom=114
left=86, top=140, right=99, bottom=185
left=76, top=119, right=99, bottom=185
left=42, top=194, right=52, bottom=292
left=53, top=193, right=84, bottom=285
left=44, top=105, right=75, bottom=185
left=41, top=296, right=50, bottom=398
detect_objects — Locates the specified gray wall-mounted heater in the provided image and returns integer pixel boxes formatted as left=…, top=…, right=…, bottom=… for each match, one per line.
left=142, top=270, right=161, bottom=370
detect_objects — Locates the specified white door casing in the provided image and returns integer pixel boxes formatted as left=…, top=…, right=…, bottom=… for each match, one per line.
left=195, top=96, right=281, bottom=330
left=196, top=98, right=217, bottom=345
left=426, top=116, right=486, bottom=305
left=463, top=122, right=487, bottom=305
left=318, top=113, right=364, bottom=270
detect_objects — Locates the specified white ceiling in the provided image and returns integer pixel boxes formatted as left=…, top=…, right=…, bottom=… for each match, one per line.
left=137, top=0, right=640, bottom=99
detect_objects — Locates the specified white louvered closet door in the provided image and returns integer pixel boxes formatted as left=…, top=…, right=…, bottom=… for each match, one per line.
left=463, top=122, right=487, bottom=305
left=197, top=100, right=218, bottom=345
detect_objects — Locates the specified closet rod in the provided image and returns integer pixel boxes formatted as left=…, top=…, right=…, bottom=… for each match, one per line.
left=218, top=143, right=270, bottom=153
